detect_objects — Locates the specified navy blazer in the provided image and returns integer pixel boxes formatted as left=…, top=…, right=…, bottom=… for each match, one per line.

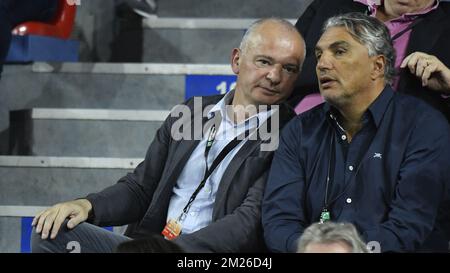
left=86, top=94, right=295, bottom=252
left=289, top=0, right=450, bottom=121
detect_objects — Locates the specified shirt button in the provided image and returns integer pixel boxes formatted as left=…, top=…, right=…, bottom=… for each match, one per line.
left=348, top=165, right=354, bottom=171
left=346, top=198, right=352, bottom=204
left=341, top=135, right=347, bottom=141
left=190, top=212, right=196, bottom=216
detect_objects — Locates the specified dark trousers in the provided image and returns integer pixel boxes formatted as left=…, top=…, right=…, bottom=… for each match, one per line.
left=31, top=220, right=131, bottom=253
left=0, top=0, right=58, bottom=76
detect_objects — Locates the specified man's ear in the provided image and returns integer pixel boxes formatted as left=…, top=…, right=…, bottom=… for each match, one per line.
left=371, top=55, right=386, bottom=81
left=231, top=48, right=241, bottom=74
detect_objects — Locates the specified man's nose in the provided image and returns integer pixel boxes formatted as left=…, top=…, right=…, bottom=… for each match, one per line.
left=266, top=64, right=282, bottom=85
left=316, top=53, right=333, bottom=71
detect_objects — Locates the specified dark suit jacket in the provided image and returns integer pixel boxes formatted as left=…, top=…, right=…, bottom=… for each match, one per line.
left=289, top=0, right=450, bottom=121
left=86, top=94, right=295, bottom=252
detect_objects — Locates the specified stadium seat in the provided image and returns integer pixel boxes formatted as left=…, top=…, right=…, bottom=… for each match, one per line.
left=11, top=0, right=77, bottom=39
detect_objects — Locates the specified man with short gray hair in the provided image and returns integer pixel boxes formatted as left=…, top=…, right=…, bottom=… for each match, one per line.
left=297, top=222, right=368, bottom=253
left=263, top=12, right=450, bottom=252
left=31, top=18, right=306, bottom=253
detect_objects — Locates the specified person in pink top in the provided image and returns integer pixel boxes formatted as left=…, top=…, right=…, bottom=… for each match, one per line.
left=290, top=0, right=450, bottom=120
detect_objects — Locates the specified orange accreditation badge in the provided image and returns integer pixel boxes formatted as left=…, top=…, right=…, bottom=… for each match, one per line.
left=161, top=218, right=182, bottom=240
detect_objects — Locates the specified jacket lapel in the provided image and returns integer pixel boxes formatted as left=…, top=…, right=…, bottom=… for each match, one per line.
left=141, top=97, right=221, bottom=229
left=212, top=139, right=261, bottom=218
left=406, top=6, right=445, bottom=55
left=159, top=140, right=200, bottom=196
left=158, top=95, right=222, bottom=191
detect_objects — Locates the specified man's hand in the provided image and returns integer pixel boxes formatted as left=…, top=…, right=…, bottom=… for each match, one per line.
left=32, top=199, right=92, bottom=240
left=401, top=52, right=450, bottom=93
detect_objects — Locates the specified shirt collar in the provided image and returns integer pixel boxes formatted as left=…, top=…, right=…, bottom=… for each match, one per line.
left=325, top=85, right=394, bottom=129
left=207, top=90, right=235, bottom=120
left=366, top=85, right=394, bottom=128
left=207, top=90, right=274, bottom=128
left=354, top=0, right=440, bottom=19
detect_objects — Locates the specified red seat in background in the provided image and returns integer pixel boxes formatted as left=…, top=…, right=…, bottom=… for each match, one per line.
left=11, top=0, right=77, bottom=39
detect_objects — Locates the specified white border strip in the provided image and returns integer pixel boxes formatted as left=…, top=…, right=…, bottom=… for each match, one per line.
left=30, top=108, right=170, bottom=121
left=142, top=17, right=296, bottom=29
left=0, top=156, right=143, bottom=169
left=0, top=206, right=48, bottom=217
left=32, top=62, right=234, bottom=75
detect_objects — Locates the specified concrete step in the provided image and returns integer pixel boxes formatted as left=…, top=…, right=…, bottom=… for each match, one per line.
left=0, top=206, right=50, bottom=253
left=0, top=156, right=141, bottom=206
left=1, top=63, right=232, bottom=112
left=0, top=62, right=232, bottom=152
left=143, top=17, right=296, bottom=30
left=0, top=206, right=127, bottom=253
left=0, top=63, right=188, bottom=110
left=107, top=17, right=251, bottom=63
left=31, top=62, right=233, bottom=75
left=73, top=0, right=312, bottom=62
left=0, top=155, right=139, bottom=252
left=141, top=28, right=244, bottom=63
left=121, top=18, right=300, bottom=63
left=157, top=0, right=311, bottom=18
left=1, top=62, right=230, bottom=113
left=9, top=108, right=168, bottom=157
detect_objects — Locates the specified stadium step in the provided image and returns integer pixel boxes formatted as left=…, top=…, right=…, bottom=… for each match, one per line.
left=9, top=108, right=168, bottom=157
left=157, top=0, right=308, bottom=18
left=0, top=155, right=139, bottom=252
left=0, top=156, right=140, bottom=206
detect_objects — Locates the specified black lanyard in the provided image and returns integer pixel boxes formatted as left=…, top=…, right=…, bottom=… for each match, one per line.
left=323, top=135, right=335, bottom=211
left=320, top=133, right=335, bottom=224
left=177, top=124, right=252, bottom=222
left=320, top=116, right=372, bottom=223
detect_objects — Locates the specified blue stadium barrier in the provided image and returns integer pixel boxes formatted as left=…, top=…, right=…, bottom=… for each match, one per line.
left=6, top=35, right=79, bottom=62
left=185, top=75, right=237, bottom=99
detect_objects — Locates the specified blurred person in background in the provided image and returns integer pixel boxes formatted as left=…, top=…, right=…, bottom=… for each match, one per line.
left=290, top=0, right=450, bottom=121
left=297, top=222, right=369, bottom=253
